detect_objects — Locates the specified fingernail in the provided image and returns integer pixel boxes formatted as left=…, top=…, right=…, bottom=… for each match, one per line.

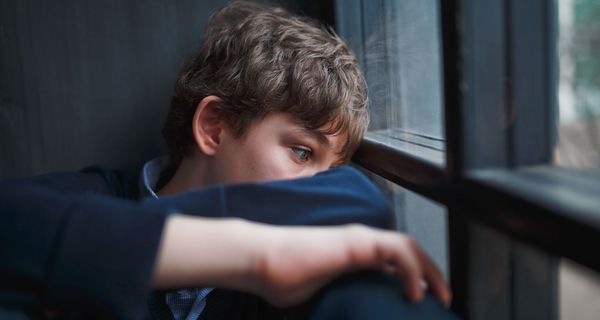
left=444, top=301, right=451, bottom=309
left=412, top=290, right=424, bottom=303
left=443, top=292, right=453, bottom=308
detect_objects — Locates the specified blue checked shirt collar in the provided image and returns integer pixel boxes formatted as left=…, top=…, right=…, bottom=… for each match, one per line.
left=139, top=157, right=214, bottom=320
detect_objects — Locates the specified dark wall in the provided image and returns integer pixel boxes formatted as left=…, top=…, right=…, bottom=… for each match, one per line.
left=0, top=0, right=334, bottom=178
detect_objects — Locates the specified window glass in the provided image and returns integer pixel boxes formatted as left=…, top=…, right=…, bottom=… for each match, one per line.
left=337, top=0, right=445, bottom=165
left=510, top=241, right=600, bottom=320
left=560, top=258, right=600, bottom=320
left=554, top=3, right=600, bottom=313
left=368, top=172, right=449, bottom=278
left=555, top=0, right=600, bottom=168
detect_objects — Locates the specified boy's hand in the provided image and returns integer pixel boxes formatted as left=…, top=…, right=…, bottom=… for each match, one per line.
left=251, top=223, right=452, bottom=307
left=153, top=216, right=451, bottom=308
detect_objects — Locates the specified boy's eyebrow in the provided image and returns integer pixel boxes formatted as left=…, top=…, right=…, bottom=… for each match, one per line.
left=299, top=128, right=330, bottom=147
left=296, top=128, right=348, bottom=165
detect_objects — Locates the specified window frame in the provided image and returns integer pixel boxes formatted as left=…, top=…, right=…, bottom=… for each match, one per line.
left=334, top=0, right=600, bottom=318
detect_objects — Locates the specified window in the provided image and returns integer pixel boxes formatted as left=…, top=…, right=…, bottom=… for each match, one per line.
left=337, top=0, right=448, bottom=280
left=337, top=0, right=445, bottom=166
left=555, top=1, right=600, bottom=319
left=336, top=0, right=600, bottom=319
left=555, top=0, right=600, bottom=169
left=369, top=173, right=449, bottom=278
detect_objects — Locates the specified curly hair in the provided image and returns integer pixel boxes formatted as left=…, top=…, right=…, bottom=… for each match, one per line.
left=162, top=0, right=369, bottom=167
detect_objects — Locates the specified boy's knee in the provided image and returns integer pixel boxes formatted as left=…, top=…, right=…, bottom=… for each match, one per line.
left=310, top=271, right=460, bottom=320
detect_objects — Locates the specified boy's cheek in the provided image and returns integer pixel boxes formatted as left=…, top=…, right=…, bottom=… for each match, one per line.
left=215, top=148, right=299, bottom=184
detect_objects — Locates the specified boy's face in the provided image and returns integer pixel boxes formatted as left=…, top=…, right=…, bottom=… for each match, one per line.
left=210, top=112, right=347, bottom=185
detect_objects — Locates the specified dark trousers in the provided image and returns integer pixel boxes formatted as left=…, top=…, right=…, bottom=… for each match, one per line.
left=310, top=272, right=460, bottom=320
left=195, top=272, right=460, bottom=320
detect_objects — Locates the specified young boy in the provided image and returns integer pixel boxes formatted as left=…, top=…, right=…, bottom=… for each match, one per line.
left=0, top=1, right=453, bottom=319
left=144, top=2, right=452, bottom=319
left=158, top=0, right=368, bottom=191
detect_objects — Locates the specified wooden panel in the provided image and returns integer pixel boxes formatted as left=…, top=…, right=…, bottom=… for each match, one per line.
left=0, top=0, right=324, bottom=178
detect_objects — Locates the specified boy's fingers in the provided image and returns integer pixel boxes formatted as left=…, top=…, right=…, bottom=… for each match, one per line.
left=383, top=234, right=425, bottom=302
left=383, top=232, right=451, bottom=305
left=348, top=228, right=451, bottom=305
left=417, top=246, right=452, bottom=305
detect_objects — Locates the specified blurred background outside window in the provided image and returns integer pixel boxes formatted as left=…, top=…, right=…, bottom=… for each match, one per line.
left=556, top=1, right=600, bottom=319
left=555, top=0, right=600, bottom=168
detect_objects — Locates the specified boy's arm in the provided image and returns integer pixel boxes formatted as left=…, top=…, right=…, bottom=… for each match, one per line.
left=10, top=165, right=392, bottom=230
left=0, top=172, right=450, bottom=319
left=154, top=215, right=451, bottom=308
left=146, top=166, right=394, bottom=229
left=0, top=180, right=168, bottom=319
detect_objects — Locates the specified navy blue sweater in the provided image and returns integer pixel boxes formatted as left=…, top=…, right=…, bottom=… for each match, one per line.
left=0, top=166, right=392, bottom=319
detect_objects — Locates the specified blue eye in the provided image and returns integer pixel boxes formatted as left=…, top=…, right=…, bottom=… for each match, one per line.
left=291, top=147, right=312, bottom=162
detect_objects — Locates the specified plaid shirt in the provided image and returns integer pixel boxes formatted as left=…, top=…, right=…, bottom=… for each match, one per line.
left=139, top=157, right=214, bottom=320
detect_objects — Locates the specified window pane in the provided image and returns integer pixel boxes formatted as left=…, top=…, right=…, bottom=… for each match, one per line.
left=368, top=172, right=449, bottom=278
left=337, top=0, right=445, bottom=165
left=510, top=241, right=600, bottom=320
left=499, top=238, right=600, bottom=320
left=560, top=258, right=600, bottom=320
left=555, top=0, right=600, bottom=168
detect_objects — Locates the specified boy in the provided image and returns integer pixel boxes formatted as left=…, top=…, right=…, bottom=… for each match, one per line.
left=0, top=1, right=453, bottom=319
left=149, top=1, right=367, bottom=317
left=148, top=2, right=422, bottom=317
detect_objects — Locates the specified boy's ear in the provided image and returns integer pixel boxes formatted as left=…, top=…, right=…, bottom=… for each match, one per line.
left=192, top=95, right=226, bottom=156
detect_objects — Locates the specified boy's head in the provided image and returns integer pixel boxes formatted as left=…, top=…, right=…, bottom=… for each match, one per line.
left=161, top=1, right=368, bottom=186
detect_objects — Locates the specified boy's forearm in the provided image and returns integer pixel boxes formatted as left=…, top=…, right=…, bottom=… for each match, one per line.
left=151, top=215, right=452, bottom=308
left=152, top=215, right=264, bottom=292
left=144, top=166, right=393, bottom=230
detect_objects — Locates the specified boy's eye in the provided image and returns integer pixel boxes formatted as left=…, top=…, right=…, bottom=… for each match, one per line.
left=291, top=147, right=312, bottom=162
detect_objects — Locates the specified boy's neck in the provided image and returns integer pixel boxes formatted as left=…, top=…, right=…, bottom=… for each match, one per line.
left=157, top=157, right=211, bottom=197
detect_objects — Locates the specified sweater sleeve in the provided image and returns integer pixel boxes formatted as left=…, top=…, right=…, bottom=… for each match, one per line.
left=144, top=166, right=394, bottom=229
left=0, top=165, right=392, bottom=318
left=0, top=179, right=168, bottom=319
